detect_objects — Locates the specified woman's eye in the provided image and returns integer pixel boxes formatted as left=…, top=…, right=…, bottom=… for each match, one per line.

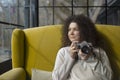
left=68, top=28, right=71, bottom=31
left=68, top=28, right=79, bottom=31
left=74, top=28, right=79, bottom=31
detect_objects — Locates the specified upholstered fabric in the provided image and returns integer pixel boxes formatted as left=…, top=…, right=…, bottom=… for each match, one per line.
left=31, top=69, right=52, bottom=80
left=0, top=68, right=26, bottom=80
left=0, top=24, right=120, bottom=80
left=12, top=29, right=25, bottom=68
left=23, top=25, right=62, bottom=79
left=96, top=25, right=120, bottom=79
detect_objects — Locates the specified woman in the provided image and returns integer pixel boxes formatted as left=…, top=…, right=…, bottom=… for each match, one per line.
left=52, top=14, right=113, bottom=80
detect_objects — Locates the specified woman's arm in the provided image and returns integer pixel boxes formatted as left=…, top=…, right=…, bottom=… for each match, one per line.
left=99, top=48, right=113, bottom=80
left=52, top=48, right=75, bottom=80
left=94, top=48, right=113, bottom=80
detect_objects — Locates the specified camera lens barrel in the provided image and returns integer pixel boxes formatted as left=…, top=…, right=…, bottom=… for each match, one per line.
left=77, top=41, right=92, bottom=54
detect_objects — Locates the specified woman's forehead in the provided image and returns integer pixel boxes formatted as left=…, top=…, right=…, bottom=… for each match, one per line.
left=69, top=22, right=79, bottom=28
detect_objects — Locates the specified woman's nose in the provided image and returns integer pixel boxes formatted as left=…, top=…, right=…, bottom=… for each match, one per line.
left=69, top=30, right=74, bottom=35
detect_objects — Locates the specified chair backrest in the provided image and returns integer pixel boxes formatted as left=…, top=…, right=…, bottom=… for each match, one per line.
left=11, top=24, right=120, bottom=79
left=96, top=24, right=120, bottom=80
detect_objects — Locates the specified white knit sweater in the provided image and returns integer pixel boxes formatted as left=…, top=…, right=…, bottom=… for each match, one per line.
left=52, top=47, right=113, bottom=80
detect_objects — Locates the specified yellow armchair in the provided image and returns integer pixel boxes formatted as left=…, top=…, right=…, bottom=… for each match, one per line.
left=0, top=25, right=120, bottom=80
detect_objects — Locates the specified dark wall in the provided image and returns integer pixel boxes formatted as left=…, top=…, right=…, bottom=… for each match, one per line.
left=0, top=59, right=12, bottom=74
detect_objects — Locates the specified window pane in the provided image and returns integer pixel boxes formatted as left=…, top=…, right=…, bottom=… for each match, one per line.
left=54, top=0, right=71, bottom=6
left=39, top=0, right=53, bottom=6
left=0, top=7, right=11, bottom=23
left=39, top=8, right=53, bottom=26
left=107, top=7, right=120, bottom=25
left=54, top=8, right=72, bottom=24
left=117, top=10, right=120, bottom=25
left=89, top=7, right=103, bottom=23
left=95, top=7, right=107, bottom=24
left=10, top=7, right=18, bottom=24
left=0, top=7, right=24, bottom=26
left=19, top=7, right=25, bottom=26
left=0, top=24, right=15, bottom=63
left=73, top=0, right=87, bottom=6
left=0, top=0, right=18, bottom=7
left=0, top=6, right=17, bottom=24
left=19, top=0, right=25, bottom=6
left=73, top=8, right=87, bottom=15
left=89, top=0, right=105, bottom=6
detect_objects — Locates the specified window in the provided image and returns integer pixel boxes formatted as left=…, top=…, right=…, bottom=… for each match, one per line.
left=0, top=0, right=24, bottom=63
left=0, top=0, right=120, bottom=63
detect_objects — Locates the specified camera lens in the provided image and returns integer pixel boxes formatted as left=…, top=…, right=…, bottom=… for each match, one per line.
left=81, top=46, right=91, bottom=54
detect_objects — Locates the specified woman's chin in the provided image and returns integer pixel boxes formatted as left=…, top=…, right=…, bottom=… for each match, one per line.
left=71, top=39, right=79, bottom=42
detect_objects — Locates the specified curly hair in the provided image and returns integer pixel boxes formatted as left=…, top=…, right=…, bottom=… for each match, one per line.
left=61, top=14, right=100, bottom=47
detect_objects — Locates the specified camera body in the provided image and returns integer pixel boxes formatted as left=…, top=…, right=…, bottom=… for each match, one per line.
left=76, top=41, right=93, bottom=54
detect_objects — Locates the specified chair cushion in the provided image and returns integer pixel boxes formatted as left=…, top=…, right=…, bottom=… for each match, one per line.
left=31, top=68, right=52, bottom=80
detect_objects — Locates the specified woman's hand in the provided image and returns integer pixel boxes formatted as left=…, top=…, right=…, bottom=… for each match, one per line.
left=70, top=41, right=79, bottom=59
left=70, top=41, right=93, bottom=60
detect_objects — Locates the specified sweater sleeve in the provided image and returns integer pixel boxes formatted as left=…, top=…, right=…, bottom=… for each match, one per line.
left=52, top=48, right=75, bottom=80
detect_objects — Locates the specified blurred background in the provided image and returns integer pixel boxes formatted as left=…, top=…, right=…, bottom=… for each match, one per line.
left=0, top=0, right=120, bottom=73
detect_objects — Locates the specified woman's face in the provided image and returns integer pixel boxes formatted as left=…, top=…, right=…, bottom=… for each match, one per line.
left=68, top=22, right=80, bottom=42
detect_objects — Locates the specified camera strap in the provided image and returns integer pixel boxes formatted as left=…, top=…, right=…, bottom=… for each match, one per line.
left=93, top=48, right=102, bottom=61
left=96, top=48, right=102, bottom=61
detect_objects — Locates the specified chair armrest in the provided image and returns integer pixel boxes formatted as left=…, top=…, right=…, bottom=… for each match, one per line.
left=0, top=68, right=26, bottom=80
left=12, top=29, right=25, bottom=68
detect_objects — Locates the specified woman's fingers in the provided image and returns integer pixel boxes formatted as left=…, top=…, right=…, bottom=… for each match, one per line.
left=70, top=41, right=79, bottom=59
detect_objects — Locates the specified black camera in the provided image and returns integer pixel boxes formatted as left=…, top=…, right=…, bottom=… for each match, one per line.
left=77, top=41, right=93, bottom=54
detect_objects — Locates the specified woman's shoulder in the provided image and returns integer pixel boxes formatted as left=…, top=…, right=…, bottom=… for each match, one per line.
left=59, top=46, right=70, bottom=51
left=57, top=46, right=70, bottom=55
